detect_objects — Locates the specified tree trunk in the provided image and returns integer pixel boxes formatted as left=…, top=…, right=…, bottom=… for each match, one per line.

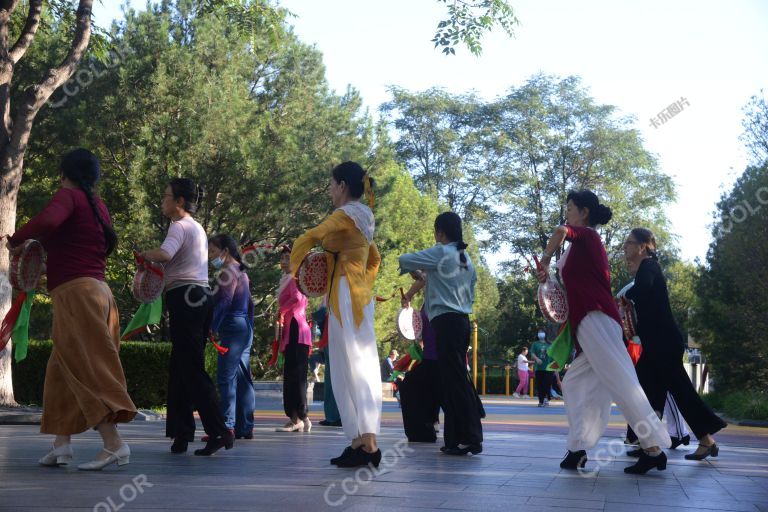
left=0, top=0, right=93, bottom=406
left=0, top=168, right=19, bottom=405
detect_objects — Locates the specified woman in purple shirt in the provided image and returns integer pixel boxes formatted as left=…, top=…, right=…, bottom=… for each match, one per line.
left=209, top=234, right=256, bottom=440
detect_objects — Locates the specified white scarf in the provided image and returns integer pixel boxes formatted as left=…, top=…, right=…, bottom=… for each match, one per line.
left=338, top=201, right=375, bottom=243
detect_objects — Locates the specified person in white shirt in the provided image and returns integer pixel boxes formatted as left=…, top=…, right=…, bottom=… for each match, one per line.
left=513, top=347, right=533, bottom=398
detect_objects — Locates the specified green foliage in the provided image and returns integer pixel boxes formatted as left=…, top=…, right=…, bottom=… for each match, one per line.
left=692, top=162, right=768, bottom=393
left=488, top=265, right=540, bottom=357
left=740, top=89, right=768, bottom=165
left=664, top=260, right=699, bottom=341
left=491, top=74, right=677, bottom=272
left=432, top=0, right=518, bottom=56
left=701, top=391, right=768, bottom=421
left=380, top=87, right=504, bottom=225
left=12, top=339, right=219, bottom=408
left=15, top=1, right=499, bottom=365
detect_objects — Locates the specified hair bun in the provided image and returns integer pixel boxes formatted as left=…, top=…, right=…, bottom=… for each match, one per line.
left=594, top=204, right=613, bottom=226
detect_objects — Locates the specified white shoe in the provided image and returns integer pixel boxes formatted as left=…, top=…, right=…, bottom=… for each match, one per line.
left=77, top=444, right=130, bottom=471
left=39, top=444, right=73, bottom=466
left=275, top=420, right=304, bottom=432
left=512, top=393, right=521, bottom=398
left=303, top=418, right=312, bottom=432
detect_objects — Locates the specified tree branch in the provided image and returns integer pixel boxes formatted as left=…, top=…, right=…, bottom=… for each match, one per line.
left=8, top=0, right=92, bottom=161
left=9, top=0, right=42, bottom=64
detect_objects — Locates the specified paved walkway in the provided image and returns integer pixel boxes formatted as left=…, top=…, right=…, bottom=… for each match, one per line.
left=0, top=398, right=766, bottom=511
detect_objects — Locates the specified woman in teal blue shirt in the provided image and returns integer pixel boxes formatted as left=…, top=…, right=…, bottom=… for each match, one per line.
left=399, top=212, right=483, bottom=456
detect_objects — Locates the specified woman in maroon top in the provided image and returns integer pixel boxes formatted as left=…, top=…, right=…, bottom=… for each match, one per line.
left=537, top=190, right=670, bottom=474
left=7, top=149, right=136, bottom=471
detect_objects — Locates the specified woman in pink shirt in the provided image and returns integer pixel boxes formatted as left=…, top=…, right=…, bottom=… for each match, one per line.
left=275, top=245, right=313, bottom=432
left=141, top=178, right=231, bottom=456
left=537, top=190, right=670, bottom=474
left=8, top=149, right=136, bottom=471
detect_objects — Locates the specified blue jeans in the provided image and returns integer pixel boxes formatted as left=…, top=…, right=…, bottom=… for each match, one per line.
left=217, top=315, right=255, bottom=435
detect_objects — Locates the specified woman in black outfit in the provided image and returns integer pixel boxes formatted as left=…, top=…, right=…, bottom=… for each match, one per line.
left=623, top=228, right=726, bottom=464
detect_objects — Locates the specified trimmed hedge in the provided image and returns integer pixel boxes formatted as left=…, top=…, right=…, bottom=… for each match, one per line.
left=12, top=340, right=218, bottom=408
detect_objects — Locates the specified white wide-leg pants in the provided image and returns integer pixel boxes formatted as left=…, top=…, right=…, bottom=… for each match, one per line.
left=328, top=277, right=382, bottom=440
left=563, top=311, right=671, bottom=451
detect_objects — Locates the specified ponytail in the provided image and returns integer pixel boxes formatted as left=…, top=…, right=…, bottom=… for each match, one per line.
left=60, top=148, right=117, bottom=257
left=80, top=183, right=118, bottom=257
left=434, top=211, right=469, bottom=270
left=457, top=240, right=469, bottom=268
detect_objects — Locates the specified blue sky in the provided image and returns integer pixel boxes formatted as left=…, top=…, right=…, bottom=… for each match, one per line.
left=99, top=1, right=768, bottom=265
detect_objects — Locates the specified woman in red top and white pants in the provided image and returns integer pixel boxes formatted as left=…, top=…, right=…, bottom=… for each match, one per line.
left=538, top=190, right=670, bottom=474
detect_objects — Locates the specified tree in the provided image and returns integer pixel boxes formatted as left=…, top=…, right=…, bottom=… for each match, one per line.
left=380, top=87, right=504, bottom=226
left=14, top=2, right=499, bottom=383
left=0, top=0, right=96, bottom=407
left=491, top=74, right=677, bottom=276
left=692, top=162, right=768, bottom=393
left=432, top=0, right=517, bottom=56
left=740, top=90, right=768, bottom=165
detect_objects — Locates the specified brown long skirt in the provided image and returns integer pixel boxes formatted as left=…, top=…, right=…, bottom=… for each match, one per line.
left=41, top=277, right=137, bottom=435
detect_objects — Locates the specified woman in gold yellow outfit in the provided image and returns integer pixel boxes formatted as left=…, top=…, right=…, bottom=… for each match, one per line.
left=291, top=162, right=382, bottom=468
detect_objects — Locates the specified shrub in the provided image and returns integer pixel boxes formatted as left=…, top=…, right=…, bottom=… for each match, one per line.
left=701, top=391, right=768, bottom=421
left=12, top=340, right=220, bottom=409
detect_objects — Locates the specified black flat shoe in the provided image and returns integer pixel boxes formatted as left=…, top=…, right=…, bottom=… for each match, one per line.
left=194, top=431, right=234, bottom=456
left=335, top=447, right=382, bottom=468
left=235, top=432, right=253, bottom=440
left=170, top=438, right=188, bottom=454
left=624, top=451, right=667, bottom=474
left=319, top=420, right=343, bottom=427
left=684, top=443, right=718, bottom=460
left=627, top=447, right=643, bottom=457
left=670, top=435, right=691, bottom=449
left=330, top=446, right=355, bottom=465
left=443, top=443, right=483, bottom=456
left=560, top=450, right=587, bottom=469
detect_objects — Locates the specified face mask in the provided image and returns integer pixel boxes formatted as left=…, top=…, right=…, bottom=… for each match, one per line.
left=538, top=332, right=546, bottom=340
left=211, top=257, right=225, bottom=269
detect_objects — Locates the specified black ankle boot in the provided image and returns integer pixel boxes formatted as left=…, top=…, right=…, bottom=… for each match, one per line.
left=170, top=438, right=188, bottom=454
left=335, top=447, right=382, bottom=468
left=624, top=451, right=667, bottom=474
left=330, top=446, right=355, bottom=465
left=560, top=450, right=587, bottom=469
left=194, top=431, right=234, bottom=456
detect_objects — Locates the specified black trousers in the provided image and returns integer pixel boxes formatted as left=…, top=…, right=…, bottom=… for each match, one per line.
left=635, top=347, right=726, bottom=439
left=283, top=319, right=309, bottom=421
left=535, top=370, right=553, bottom=404
left=431, top=313, right=484, bottom=448
left=399, top=359, right=441, bottom=442
left=165, top=285, right=228, bottom=441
